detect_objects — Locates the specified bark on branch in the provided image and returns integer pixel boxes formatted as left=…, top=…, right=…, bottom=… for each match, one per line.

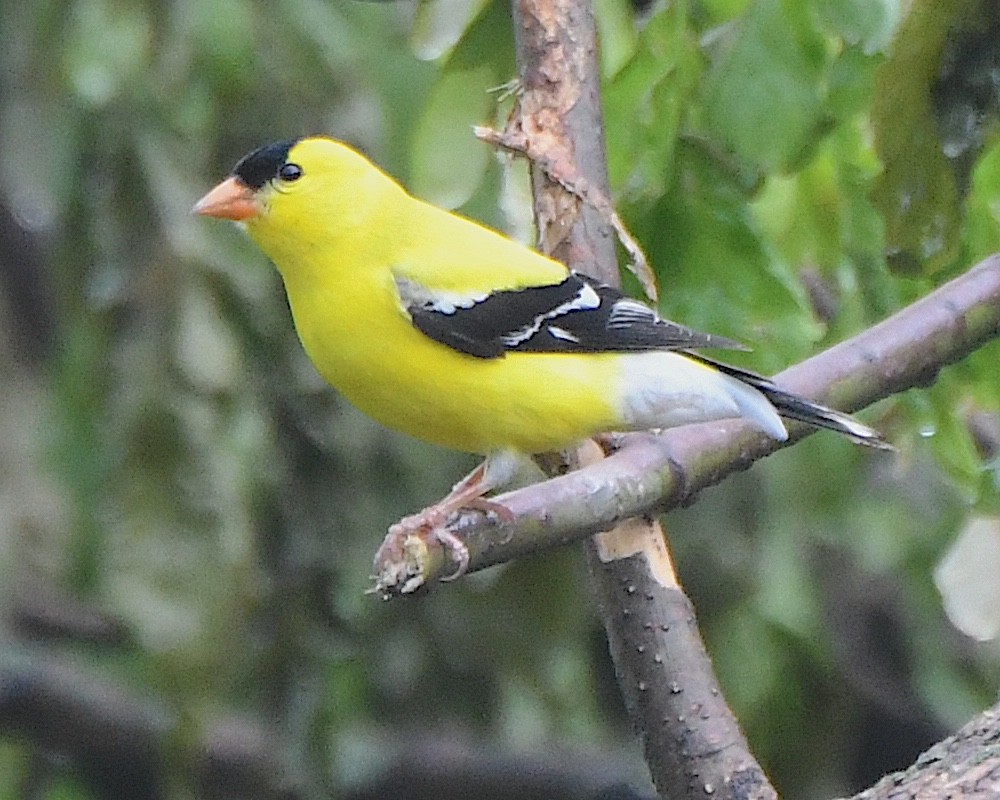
left=374, top=254, right=1000, bottom=586
left=843, top=703, right=1000, bottom=800
left=368, top=0, right=1000, bottom=795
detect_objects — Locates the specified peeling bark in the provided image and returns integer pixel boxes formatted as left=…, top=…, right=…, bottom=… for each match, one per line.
left=502, top=0, right=775, bottom=797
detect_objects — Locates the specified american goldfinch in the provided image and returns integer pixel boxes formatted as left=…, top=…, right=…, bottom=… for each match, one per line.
left=194, top=136, right=887, bottom=564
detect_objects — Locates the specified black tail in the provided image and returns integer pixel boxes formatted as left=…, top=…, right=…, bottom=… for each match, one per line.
left=694, top=355, right=892, bottom=450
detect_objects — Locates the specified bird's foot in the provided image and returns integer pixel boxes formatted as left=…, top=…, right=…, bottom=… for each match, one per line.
left=386, top=509, right=471, bottom=581
left=460, top=496, right=515, bottom=525
left=383, top=494, right=512, bottom=583
left=372, top=457, right=518, bottom=596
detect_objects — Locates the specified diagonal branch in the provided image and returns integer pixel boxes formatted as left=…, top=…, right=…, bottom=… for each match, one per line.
left=371, top=1, right=1000, bottom=797
left=374, top=252, right=1000, bottom=589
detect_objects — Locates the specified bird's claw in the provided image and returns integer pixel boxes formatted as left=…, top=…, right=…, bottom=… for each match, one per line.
left=462, top=497, right=515, bottom=525
left=387, top=510, right=477, bottom=581
left=375, top=497, right=511, bottom=593
left=429, top=526, right=471, bottom=581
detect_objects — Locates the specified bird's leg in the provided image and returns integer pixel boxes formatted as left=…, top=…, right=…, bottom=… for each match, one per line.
left=386, top=452, right=520, bottom=580
left=441, top=461, right=517, bottom=525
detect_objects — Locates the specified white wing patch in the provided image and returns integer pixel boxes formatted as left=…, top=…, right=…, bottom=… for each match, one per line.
left=607, top=298, right=660, bottom=329
left=500, top=281, right=600, bottom=347
left=547, top=326, right=580, bottom=343
left=393, top=273, right=488, bottom=315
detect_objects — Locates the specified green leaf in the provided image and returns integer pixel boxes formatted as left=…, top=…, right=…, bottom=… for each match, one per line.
left=825, top=39, right=882, bottom=122
left=594, top=0, right=639, bottom=77
left=753, top=151, right=843, bottom=273
left=634, top=141, right=819, bottom=369
left=411, top=0, right=493, bottom=61
left=870, top=0, right=972, bottom=276
left=697, top=0, right=752, bottom=22
left=750, top=121, right=890, bottom=335
left=962, top=137, right=1000, bottom=263
left=907, top=374, right=986, bottom=499
left=813, top=0, right=900, bottom=55
left=409, top=0, right=514, bottom=208
left=702, top=0, right=829, bottom=172
left=604, top=2, right=700, bottom=200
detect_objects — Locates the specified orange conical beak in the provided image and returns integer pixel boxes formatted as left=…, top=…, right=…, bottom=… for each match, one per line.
left=192, top=176, right=259, bottom=221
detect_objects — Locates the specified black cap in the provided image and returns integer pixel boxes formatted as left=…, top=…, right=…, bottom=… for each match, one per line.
left=232, top=138, right=300, bottom=189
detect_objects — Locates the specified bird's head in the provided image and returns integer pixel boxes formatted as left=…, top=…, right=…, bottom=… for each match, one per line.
left=194, top=136, right=401, bottom=261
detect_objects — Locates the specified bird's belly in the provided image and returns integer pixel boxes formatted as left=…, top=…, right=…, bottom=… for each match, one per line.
left=335, top=348, right=620, bottom=454
left=294, top=302, right=620, bottom=453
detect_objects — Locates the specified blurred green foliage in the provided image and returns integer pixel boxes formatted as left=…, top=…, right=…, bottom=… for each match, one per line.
left=1, top=0, right=999, bottom=798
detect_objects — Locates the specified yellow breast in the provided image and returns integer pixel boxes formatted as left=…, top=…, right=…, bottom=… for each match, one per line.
left=282, top=267, right=620, bottom=454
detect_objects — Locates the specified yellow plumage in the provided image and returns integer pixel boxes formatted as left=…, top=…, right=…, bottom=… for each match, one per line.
left=238, top=139, right=624, bottom=453
left=193, top=134, right=888, bottom=574
left=194, top=135, right=886, bottom=465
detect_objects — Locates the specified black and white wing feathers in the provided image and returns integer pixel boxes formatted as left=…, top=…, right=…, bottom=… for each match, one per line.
left=394, top=269, right=891, bottom=449
left=395, top=270, right=747, bottom=360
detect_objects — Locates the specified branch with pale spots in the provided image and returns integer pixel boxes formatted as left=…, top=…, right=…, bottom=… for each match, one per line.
left=373, top=252, right=1000, bottom=596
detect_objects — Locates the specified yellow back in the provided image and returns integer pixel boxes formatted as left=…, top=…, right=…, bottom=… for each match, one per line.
left=243, top=137, right=568, bottom=293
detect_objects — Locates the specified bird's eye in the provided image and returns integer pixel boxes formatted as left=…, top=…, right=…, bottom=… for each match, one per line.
left=278, top=163, right=303, bottom=182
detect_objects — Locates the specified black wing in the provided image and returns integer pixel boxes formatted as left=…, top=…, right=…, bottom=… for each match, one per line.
left=395, top=270, right=748, bottom=359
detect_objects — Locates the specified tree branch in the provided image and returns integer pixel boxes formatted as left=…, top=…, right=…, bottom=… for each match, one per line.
left=507, top=1, right=778, bottom=795
left=0, top=644, right=294, bottom=800
left=843, top=701, right=1000, bottom=800
left=370, top=2, right=1000, bottom=798
left=374, top=252, right=1000, bottom=587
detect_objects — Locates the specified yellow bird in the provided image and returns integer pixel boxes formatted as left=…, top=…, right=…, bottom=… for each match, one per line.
left=195, top=136, right=886, bottom=568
